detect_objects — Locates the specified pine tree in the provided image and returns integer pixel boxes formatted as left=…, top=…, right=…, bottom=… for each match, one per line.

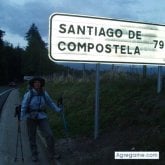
left=23, top=23, right=66, bottom=77
left=24, top=23, right=47, bottom=75
left=0, top=30, right=8, bottom=84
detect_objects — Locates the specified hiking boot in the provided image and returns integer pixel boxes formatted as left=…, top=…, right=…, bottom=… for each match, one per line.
left=54, top=153, right=61, bottom=159
left=31, top=154, right=39, bottom=162
left=50, top=158, right=56, bottom=165
left=49, top=153, right=61, bottom=160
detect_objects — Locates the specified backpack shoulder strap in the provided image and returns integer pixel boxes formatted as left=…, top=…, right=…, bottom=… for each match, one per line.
left=25, top=90, right=34, bottom=114
left=42, top=91, right=47, bottom=103
left=28, top=89, right=34, bottom=105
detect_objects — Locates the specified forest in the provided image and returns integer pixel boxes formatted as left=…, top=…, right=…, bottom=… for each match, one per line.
left=0, top=24, right=65, bottom=85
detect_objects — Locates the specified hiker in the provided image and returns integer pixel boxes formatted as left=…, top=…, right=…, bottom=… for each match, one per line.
left=20, top=77, right=61, bottom=163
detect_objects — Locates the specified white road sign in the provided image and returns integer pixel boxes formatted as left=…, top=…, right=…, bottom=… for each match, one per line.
left=49, top=13, right=165, bottom=65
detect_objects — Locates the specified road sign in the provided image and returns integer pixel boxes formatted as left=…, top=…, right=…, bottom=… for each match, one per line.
left=49, top=13, right=165, bottom=65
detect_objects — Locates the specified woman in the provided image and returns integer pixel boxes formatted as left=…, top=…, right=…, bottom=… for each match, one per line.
left=21, top=77, right=61, bottom=163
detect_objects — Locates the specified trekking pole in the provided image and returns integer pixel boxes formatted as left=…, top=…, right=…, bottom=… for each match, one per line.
left=57, top=97, right=73, bottom=153
left=57, top=97, right=69, bottom=136
left=14, top=105, right=24, bottom=162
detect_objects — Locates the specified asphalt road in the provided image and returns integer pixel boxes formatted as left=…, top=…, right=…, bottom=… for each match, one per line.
left=0, top=89, right=12, bottom=111
left=0, top=87, right=9, bottom=93
left=0, top=89, right=50, bottom=165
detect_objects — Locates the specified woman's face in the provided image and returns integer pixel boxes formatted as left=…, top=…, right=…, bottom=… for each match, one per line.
left=33, top=80, right=41, bottom=90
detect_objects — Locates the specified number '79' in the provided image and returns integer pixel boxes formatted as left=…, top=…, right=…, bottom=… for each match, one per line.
left=153, top=40, right=164, bottom=49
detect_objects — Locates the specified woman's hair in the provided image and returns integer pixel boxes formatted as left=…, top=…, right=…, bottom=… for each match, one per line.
left=29, top=77, right=45, bottom=88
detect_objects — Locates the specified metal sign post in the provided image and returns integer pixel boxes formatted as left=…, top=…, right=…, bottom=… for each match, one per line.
left=94, top=63, right=100, bottom=139
left=157, top=66, right=162, bottom=94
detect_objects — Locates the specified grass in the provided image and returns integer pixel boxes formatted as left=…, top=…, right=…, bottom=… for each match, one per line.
left=45, top=80, right=95, bottom=137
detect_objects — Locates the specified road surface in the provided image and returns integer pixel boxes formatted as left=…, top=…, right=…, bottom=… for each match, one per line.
left=0, top=89, right=50, bottom=165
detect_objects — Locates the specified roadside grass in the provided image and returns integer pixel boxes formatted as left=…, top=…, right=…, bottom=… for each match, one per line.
left=45, top=80, right=95, bottom=138
left=46, top=74, right=165, bottom=152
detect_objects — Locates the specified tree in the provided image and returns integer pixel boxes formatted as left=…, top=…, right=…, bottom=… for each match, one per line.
left=0, top=29, right=25, bottom=84
left=0, top=29, right=8, bottom=84
left=24, top=23, right=46, bottom=75
left=0, top=30, right=5, bottom=46
left=24, top=23, right=65, bottom=76
left=6, top=45, right=24, bottom=81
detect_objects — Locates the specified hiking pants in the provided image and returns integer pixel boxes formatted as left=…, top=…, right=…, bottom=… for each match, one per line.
left=27, top=118, right=55, bottom=158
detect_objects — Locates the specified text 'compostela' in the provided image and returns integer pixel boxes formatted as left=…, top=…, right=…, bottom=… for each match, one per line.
left=56, top=24, right=146, bottom=55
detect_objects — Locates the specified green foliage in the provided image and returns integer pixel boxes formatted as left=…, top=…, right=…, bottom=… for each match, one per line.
left=24, top=23, right=52, bottom=75
left=0, top=30, right=23, bottom=84
left=0, top=25, right=67, bottom=84
left=22, top=23, right=67, bottom=76
left=42, top=74, right=165, bottom=153
left=46, top=80, right=95, bottom=137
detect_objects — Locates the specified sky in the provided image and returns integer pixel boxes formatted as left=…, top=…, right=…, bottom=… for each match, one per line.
left=1, top=0, right=165, bottom=49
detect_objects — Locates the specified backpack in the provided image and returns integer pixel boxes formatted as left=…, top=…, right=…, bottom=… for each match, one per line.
left=26, top=89, right=46, bottom=113
left=14, top=90, right=46, bottom=120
